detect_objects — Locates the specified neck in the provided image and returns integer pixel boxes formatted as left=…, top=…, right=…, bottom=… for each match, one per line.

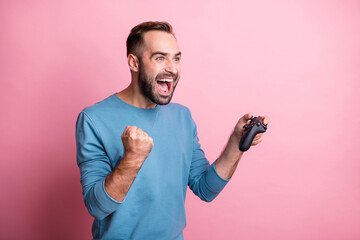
left=117, top=82, right=157, bottom=109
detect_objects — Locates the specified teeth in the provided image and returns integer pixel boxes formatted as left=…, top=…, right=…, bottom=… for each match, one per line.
left=158, top=79, right=173, bottom=82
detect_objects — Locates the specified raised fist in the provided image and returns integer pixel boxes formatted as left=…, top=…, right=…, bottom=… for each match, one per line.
left=121, top=126, right=154, bottom=165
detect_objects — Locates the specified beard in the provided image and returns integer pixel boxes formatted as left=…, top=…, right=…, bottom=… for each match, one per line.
left=138, top=61, right=179, bottom=105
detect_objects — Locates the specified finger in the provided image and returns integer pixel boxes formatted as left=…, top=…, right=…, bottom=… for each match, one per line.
left=122, top=126, right=132, bottom=136
left=239, top=112, right=253, bottom=125
left=148, top=136, right=154, bottom=145
left=262, top=116, right=270, bottom=125
left=140, top=129, right=149, bottom=137
left=254, top=133, right=264, bottom=141
left=244, top=112, right=253, bottom=121
left=144, top=132, right=153, bottom=143
left=135, top=127, right=144, bottom=135
left=252, top=135, right=262, bottom=144
left=252, top=138, right=263, bottom=146
left=127, top=126, right=139, bottom=139
left=252, top=133, right=264, bottom=144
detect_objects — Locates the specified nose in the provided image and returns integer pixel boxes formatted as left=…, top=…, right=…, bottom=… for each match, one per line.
left=165, top=60, right=177, bottom=74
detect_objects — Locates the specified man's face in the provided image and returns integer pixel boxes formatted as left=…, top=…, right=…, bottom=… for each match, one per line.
left=137, top=31, right=181, bottom=105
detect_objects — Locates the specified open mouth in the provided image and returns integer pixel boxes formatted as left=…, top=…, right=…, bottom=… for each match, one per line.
left=156, top=78, right=173, bottom=96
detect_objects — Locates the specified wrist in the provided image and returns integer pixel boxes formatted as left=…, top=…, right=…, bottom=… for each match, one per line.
left=220, top=134, right=243, bottom=160
left=124, top=151, right=147, bottom=165
left=230, top=131, right=241, bottom=143
left=115, top=154, right=142, bottom=173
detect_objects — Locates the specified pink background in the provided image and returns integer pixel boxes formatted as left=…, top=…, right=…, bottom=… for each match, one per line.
left=1, top=1, right=359, bottom=239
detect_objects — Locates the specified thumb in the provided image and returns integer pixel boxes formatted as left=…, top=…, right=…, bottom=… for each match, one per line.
left=234, top=113, right=253, bottom=137
left=240, top=112, right=253, bottom=125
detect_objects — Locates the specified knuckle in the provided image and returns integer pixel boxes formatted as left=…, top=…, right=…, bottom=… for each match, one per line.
left=127, top=126, right=135, bottom=133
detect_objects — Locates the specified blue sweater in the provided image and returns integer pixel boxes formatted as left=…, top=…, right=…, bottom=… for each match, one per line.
left=76, top=94, right=229, bottom=239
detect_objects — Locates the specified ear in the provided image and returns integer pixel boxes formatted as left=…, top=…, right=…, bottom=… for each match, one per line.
left=127, top=54, right=139, bottom=72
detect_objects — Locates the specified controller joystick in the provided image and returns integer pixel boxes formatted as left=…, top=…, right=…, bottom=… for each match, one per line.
left=239, top=116, right=267, bottom=152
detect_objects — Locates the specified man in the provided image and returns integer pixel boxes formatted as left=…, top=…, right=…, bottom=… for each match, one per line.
left=76, top=21, right=269, bottom=240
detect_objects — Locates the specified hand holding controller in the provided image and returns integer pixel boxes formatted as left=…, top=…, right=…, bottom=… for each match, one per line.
left=239, top=116, right=267, bottom=152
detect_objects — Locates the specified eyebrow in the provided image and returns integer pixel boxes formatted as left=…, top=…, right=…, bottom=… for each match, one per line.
left=151, top=51, right=182, bottom=58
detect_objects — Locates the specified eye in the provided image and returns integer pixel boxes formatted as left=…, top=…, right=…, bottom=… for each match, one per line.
left=156, top=56, right=164, bottom=61
left=174, top=57, right=181, bottom=62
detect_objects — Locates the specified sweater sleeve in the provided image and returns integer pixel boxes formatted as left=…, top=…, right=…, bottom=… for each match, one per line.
left=75, top=111, right=122, bottom=220
left=187, top=118, right=230, bottom=202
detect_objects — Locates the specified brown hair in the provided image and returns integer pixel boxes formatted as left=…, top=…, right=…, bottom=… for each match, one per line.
left=126, top=21, right=174, bottom=57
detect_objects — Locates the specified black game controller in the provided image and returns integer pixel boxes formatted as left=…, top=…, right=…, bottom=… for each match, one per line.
left=239, top=116, right=267, bottom=152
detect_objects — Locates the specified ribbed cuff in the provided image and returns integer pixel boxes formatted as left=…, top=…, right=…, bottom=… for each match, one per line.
left=93, top=178, right=122, bottom=213
left=205, top=162, right=230, bottom=193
